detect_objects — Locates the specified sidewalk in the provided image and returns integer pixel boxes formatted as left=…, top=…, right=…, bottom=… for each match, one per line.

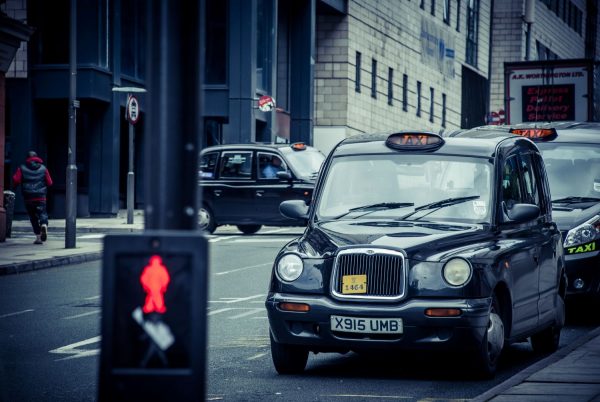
left=0, top=209, right=143, bottom=275
left=0, top=212, right=599, bottom=401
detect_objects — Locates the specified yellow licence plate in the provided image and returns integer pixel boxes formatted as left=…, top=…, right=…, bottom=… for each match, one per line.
left=342, top=274, right=367, bottom=294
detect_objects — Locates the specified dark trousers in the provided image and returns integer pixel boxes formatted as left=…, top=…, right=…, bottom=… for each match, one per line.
left=25, top=201, right=48, bottom=235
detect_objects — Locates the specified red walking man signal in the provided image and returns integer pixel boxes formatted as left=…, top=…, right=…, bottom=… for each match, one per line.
left=140, top=255, right=171, bottom=314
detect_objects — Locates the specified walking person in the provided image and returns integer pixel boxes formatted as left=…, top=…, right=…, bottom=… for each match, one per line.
left=12, top=151, right=53, bottom=244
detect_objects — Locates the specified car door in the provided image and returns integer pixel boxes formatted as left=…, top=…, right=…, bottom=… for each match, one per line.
left=524, top=152, right=561, bottom=326
left=256, top=152, right=297, bottom=225
left=212, top=150, right=256, bottom=224
left=500, top=154, right=540, bottom=336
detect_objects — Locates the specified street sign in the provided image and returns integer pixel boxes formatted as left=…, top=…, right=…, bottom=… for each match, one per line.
left=99, top=231, right=208, bottom=402
left=258, top=95, right=276, bottom=112
left=126, top=95, right=140, bottom=124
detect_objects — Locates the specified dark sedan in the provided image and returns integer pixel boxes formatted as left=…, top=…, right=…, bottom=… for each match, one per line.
left=198, top=142, right=325, bottom=234
left=266, top=132, right=566, bottom=378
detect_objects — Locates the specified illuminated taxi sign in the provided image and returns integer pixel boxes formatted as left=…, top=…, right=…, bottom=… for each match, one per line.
left=509, top=128, right=557, bottom=140
left=291, top=142, right=307, bottom=151
left=386, top=133, right=444, bottom=151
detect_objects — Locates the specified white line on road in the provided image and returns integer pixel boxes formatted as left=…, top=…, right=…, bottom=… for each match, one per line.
left=228, top=308, right=264, bottom=319
left=63, top=310, right=101, bottom=320
left=84, top=295, right=101, bottom=301
left=215, top=263, right=270, bottom=276
left=0, top=309, right=34, bottom=319
left=247, top=352, right=268, bottom=361
left=49, top=336, right=101, bottom=361
left=78, top=234, right=105, bottom=239
left=207, top=308, right=235, bottom=316
left=230, top=238, right=293, bottom=243
left=209, top=235, right=241, bottom=243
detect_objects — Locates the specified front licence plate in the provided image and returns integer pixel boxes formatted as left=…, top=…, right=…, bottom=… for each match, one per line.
left=330, top=315, right=403, bottom=334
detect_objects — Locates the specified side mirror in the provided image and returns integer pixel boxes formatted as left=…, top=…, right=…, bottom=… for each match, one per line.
left=280, top=200, right=309, bottom=220
left=276, top=170, right=292, bottom=180
left=505, top=203, right=540, bottom=223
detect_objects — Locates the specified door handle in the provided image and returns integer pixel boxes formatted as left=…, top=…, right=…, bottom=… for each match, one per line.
left=256, top=190, right=264, bottom=197
left=214, top=190, right=222, bottom=197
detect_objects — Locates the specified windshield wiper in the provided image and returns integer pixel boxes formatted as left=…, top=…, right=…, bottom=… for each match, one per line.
left=332, top=202, right=414, bottom=220
left=552, top=196, right=600, bottom=203
left=398, top=195, right=480, bottom=221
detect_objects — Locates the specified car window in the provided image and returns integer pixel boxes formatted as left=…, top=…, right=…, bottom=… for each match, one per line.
left=284, top=149, right=325, bottom=178
left=537, top=143, right=600, bottom=199
left=501, top=156, right=523, bottom=211
left=520, top=153, right=540, bottom=206
left=200, top=152, right=219, bottom=179
left=316, top=154, right=493, bottom=223
left=258, top=153, right=287, bottom=179
left=219, top=152, right=253, bottom=179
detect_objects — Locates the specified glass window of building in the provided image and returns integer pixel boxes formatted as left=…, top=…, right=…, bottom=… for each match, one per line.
left=256, top=0, right=274, bottom=92
left=29, top=0, right=69, bottom=64
left=78, top=0, right=109, bottom=67
left=355, top=52, right=362, bottom=93
left=206, top=0, right=228, bottom=84
left=416, top=81, right=422, bottom=117
left=371, top=59, right=377, bottom=98
left=402, top=74, right=408, bottom=111
left=121, top=0, right=146, bottom=79
left=466, top=0, right=479, bottom=67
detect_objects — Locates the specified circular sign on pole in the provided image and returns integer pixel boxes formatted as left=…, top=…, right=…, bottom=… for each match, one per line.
left=258, top=95, right=276, bottom=112
left=127, top=95, right=140, bottom=124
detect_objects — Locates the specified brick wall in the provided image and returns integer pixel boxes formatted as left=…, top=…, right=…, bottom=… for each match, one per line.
left=314, top=0, right=491, bottom=151
left=1, top=0, right=28, bottom=78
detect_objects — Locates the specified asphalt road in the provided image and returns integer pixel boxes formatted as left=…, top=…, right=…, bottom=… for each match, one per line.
left=0, top=228, right=597, bottom=402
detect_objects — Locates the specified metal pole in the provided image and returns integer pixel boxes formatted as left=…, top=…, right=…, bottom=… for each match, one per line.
left=127, top=118, right=134, bottom=224
left=65, top=0, right=78, bottom=248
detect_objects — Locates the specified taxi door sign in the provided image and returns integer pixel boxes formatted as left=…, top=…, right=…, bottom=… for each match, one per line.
left=99, top=232, right=208, bottom=402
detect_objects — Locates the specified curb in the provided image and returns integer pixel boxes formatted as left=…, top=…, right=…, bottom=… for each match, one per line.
left=472, top=325, right=600, bottom=402
left=0, top=252, right=102, bottom=275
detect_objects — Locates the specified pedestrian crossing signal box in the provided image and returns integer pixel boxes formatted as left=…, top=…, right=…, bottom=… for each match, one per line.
left=99, top=231, right=208, bottom=402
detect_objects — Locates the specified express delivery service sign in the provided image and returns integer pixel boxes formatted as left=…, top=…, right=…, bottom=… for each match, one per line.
left=505, top=61, right=592, bottom=124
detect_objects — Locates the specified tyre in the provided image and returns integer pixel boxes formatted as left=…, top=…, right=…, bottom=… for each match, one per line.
left=471, top=294, right=504, bottom=379
left=237, top=224, right=262, bottom=235
left=198, top=205, right=217, bottom=233
left=270, top=333, right=308, bottom=374
left=531, top=294, right=564, bottom=354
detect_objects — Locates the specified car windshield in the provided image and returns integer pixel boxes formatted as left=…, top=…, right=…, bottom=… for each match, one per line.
left=316, top=154, right=493, bottom=223
left=285, top=149, right=326, bottom=178
left=536, top=142, right=600, bottom=201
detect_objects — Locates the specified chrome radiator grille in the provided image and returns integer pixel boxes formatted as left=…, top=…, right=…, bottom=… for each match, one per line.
left=331, top=248, right=406, bottom=301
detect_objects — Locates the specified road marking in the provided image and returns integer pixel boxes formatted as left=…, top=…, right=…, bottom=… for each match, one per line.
left=78, top=234, right=105, bottom=239
left=229, top=308, right=264, bottom=319
left=322, top=395, right=411, bottom=400
left=215, top=263, right=270, bottom=276
left=49, top=336, right=101, bottom=361
left=247, top=352, right=268, bottom=361
left=216, top=294, right=264, bottom=304
left=209, top=236, right=241, bottom=243
left=63, top=310, right=101, bottom=320
left=230, top=237, right=294, bottom=243
left=0, top=309, right=34, bottom=319
left=84, top=295, right=101, bottom=301
left=207, top=308, right=235, bottom=316
left=252, top=316, right=268, bottom=320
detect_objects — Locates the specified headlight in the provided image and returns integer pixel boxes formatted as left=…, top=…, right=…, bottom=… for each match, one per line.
left=276, top=254, right=304, bottom=282
left=443, top=258, right=472, bottom=287
left=564, top=215, right=600, bottom=248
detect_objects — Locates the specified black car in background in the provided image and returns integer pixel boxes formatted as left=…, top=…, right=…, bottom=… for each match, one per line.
left=266, top=131, right=566, bottom=378
left=198, top=142, right=325, bottom=234
left=450, top=123, right=600, bottom=301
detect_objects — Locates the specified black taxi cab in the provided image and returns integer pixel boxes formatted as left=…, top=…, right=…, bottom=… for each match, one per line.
left=449, top=123, right=600, bottom=301
left=266, top=132, right=566, bottom=378
left=198, top=142, right=325, bottom=234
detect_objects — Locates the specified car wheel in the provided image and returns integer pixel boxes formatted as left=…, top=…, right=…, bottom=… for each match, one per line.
left=237, top=224, right=262, bottom=235
left=471, top=294, right=504, bottom=378
left=198, top=205, right=216, bottom=233
left=270, top=333, right=308, bottom=374
left=531, top=293, right=564, bottom=354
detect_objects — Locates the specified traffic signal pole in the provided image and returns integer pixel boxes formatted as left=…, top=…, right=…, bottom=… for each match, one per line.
left=145, top=0, right=203, bottom=230
left=99, top=1, right=207, bottom=400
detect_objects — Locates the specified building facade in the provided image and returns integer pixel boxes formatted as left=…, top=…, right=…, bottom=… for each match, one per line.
left=489, top=0, right=600, bottom=117
left=3, top=0, right=504, bottom=218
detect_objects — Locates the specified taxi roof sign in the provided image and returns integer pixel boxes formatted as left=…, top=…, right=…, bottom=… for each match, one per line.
left=386, top=133, right=444, bottom=151
left=291, top=142, right=307, bottom=151
left=509, top=128, right=557, bottom=140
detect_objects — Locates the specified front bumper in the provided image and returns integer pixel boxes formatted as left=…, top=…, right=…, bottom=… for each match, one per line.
left=266, top=293, right=491, bottom=353
left=565, top=253, right=600, bottom=297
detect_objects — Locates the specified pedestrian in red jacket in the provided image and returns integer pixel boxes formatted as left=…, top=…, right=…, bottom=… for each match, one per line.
left=12, top=151, right=53, bottom=244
